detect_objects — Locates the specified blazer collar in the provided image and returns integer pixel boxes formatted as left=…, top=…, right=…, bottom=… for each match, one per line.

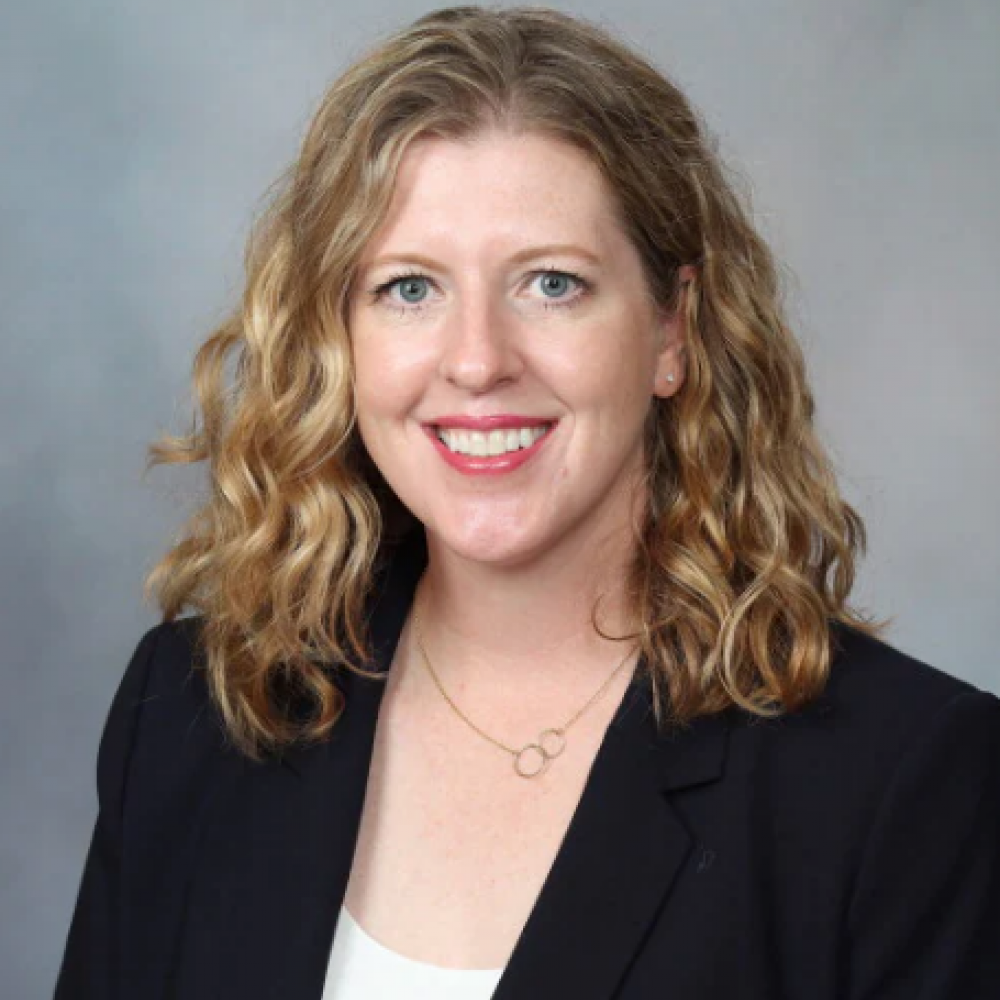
left=169, top=525, right=730, bottom=1000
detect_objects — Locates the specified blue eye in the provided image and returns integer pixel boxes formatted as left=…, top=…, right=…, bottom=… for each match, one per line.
left=537, top=271, right=575, bottom=299
left=370, top=271, right=429, bottom=307
left=395, top=275, right=430, bottom=304
left=369, top=272, right=431, bottom=315
left=530, top=269, right=590, bottom=309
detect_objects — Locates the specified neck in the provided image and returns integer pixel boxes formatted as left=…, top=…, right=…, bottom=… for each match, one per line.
left=403, top=516, right=642, bottom=710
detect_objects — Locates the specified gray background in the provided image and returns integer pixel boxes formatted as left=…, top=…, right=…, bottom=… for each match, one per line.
left=3, top=0, right=998, bottom=994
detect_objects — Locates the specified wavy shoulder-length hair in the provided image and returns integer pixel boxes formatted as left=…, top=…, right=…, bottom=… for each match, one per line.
left=146, top=4, right=888, bottom=761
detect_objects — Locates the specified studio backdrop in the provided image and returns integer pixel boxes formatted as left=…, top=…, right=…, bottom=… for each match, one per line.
left=2, top=2, right=998, bottom=996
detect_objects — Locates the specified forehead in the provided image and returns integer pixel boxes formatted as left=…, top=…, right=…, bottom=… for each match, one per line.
left=359, top=132, right=626, bottom=266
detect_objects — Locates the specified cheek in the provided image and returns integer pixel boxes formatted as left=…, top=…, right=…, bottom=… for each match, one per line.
left=550, top=343, right=653, bottom=453
left=352, top=336, right=424, bottom=416
left=351, top=329, right=385, bottom=389
left=546, top=335, right=652, bottom=412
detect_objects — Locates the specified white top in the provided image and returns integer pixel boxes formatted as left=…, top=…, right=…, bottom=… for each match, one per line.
left=322, top=904, right=506, bottom=999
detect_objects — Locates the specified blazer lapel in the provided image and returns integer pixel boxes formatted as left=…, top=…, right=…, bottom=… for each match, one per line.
left=168, top=526, right=731, bottom=1000
left=492, top=655, right=730, bottom=999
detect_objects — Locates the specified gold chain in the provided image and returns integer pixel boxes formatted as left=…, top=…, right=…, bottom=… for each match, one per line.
left=411, top=582, right=639, bottom=778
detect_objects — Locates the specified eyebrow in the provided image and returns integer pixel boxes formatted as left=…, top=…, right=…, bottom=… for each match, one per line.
left=361, top=244, right=603, bottom=274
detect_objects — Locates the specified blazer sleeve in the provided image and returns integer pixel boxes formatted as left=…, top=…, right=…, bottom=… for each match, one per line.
left=846, top=687, right=1000, bottom=998
left=53, top=625, right=162, bottom=1000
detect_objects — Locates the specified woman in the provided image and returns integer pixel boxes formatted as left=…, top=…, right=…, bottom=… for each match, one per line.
left=55, top=6, right=999, bottom=999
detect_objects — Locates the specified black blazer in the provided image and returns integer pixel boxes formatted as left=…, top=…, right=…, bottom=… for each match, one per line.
left=55, top=529, right=1000, bottom=999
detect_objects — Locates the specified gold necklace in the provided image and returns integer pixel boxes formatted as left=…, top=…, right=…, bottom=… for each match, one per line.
left=411, top=585, right=639, bottom=779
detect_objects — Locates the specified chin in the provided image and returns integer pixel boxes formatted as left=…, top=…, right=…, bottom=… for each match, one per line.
left=425, top=521, right=553, bottom=569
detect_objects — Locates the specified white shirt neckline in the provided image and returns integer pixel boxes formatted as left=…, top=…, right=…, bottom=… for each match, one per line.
left=340, top=904, right=506, bottom=975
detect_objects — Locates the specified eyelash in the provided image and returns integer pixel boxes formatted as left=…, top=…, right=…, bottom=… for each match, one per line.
left=368, top=267, right=592, bottom=315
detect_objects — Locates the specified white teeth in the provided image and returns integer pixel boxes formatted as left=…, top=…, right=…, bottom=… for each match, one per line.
left=437, top=424, right=551, bottom=456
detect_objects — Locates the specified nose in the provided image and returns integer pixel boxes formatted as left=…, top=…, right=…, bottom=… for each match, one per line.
left=437, top=283, right=523, bottom=392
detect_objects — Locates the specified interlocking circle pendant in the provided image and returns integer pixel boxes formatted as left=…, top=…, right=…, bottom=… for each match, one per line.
left=513, top=727, right=567, bottom=778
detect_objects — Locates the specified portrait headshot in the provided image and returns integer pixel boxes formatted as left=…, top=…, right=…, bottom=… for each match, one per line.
left=3, top=3, right=997, bottom=998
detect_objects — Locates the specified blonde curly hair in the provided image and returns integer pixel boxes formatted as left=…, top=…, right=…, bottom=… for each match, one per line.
left=145, top=5, right=888, bottom=761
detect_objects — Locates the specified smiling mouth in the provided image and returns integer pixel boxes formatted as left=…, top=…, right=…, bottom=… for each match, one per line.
left=432, top=422, right=556, bottom=457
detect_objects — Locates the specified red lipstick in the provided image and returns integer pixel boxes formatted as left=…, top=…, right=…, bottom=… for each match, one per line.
left=423, top=417, right=557, bottom=475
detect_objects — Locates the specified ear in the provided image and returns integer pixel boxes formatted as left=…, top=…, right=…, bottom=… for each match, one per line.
left=652, top=264, right=696, bottom=398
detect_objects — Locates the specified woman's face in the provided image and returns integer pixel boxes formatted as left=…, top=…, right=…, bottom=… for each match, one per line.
left=348, top=130, right=686, bottom=569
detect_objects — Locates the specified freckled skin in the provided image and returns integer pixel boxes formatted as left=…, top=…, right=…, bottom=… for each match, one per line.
left=348, top=130, right=689, bottom=572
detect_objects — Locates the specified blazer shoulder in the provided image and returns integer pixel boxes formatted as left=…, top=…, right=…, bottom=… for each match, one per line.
left=133, top=615, right=213, bottom=714
left=825, top=619, right=991, bottom=724
left=114, top=616, right=232, bottom=778
left=722, top=622, right=1000, bottom=892
left=759, top=619, right=1000, bottom=803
